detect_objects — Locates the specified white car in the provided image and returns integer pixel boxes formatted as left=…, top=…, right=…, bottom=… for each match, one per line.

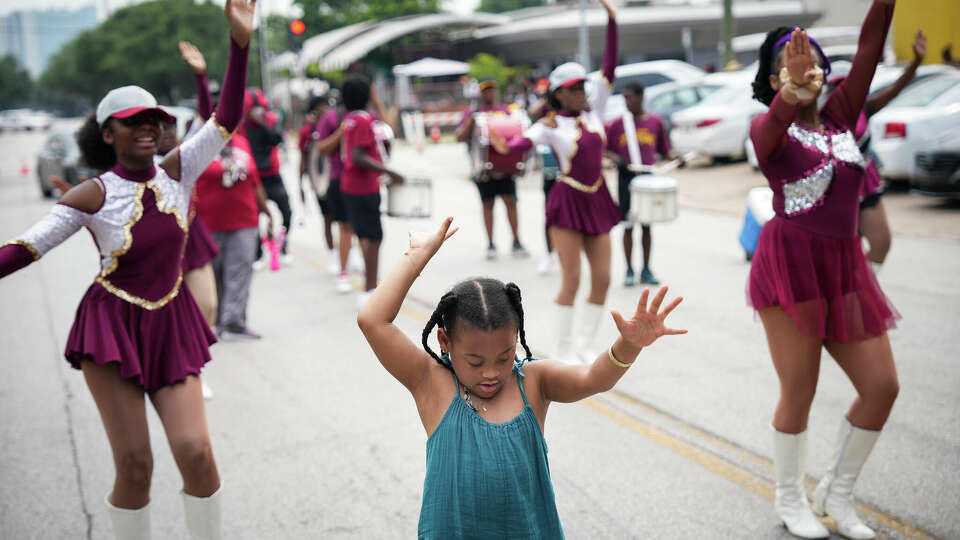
left=0, top=108, right=53, bottom=131
left=588, top=60, right=705, bottom=122
left=869, top=72, right=960, bottom=182
left=670, top=77, right=767, bottom=161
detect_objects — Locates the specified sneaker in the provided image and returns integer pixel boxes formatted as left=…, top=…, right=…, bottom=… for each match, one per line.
left=222, top=325, right=262, bottom=340
left=486, top=245, right=497, bottom=260
left=511, top=242, right=531, bottom=259
left=326, top=249, right=340, bottom=275
left=336, top=273, right=353, bottom=294
left=252, top=259, right=266, bottom=272
left=624, top=268, right=636, bottom=287
left=347, top=248, right=365, bottom=273
left=201, top=380, right=214, bottom=400
left=357, top=289, right=374, bottom=308
left=640, top=267, right=660, bottom=285
left=281, top=253, right=295, bottom=266
left=537, top=253, right=555, bottom=275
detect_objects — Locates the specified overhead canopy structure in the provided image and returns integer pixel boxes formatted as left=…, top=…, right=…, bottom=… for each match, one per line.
left=392, top=57, right=469, bottom=78
left=299, top=13, right=508, bottom=73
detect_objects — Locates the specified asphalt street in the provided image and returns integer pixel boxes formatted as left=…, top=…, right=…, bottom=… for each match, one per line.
left=1, top=122, right=957, bottom=539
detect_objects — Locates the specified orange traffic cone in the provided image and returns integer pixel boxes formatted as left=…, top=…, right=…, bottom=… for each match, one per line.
left=20, top=158, right=29, bottom=176
left=429, top=125, right=441, bottom=143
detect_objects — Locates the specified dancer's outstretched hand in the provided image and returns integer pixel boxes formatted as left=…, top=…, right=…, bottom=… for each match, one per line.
left=225, top=0, right=255, bottom=48
left=407, top=217, right=458, bottom=260
left=784, top=28, right=818, bottom=87
left=179, top=41, right=207, bottom=74
left=599, top=0, right=617, bottom=19
left=611, top=286, right=686, bottom=349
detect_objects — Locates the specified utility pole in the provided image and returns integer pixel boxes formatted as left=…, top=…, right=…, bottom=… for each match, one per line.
left=257, top=0, right=270, bottom=91
left=722, top=0, right=736, bottom=69
left=578, top=0, right=591, bottom=71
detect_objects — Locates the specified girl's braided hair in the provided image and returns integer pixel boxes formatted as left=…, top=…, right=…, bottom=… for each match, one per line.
left=421, top=278, right=533, bottom=368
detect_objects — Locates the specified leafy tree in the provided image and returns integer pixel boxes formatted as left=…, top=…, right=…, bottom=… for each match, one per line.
left=467, top=53, right=522, bottom=87
left=478, top=0, right=549, bottom=13
left=39, top=0, right=262, bottom=109
left=293, top=0, right=440, bottom=36
left=0, top=55, right=33, bottom=109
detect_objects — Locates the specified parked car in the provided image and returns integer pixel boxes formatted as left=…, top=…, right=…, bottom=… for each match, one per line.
left=910, top=121, right=960, bottom=198
left=603, top=80, right=724, bottom=133
left=869, top=72, right=960, bottom=183
left=670, top=76, right=767, bottom=162
left=0, top=108, right=53, bottom=132
left=589, top=60, right=706, bottom=122
left=36, top=131, right=95, bottom=198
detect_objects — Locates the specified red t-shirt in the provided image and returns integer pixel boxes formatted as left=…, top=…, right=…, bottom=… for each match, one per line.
left=195, top=135, right=262, bottom=232
left=604, top=113, right=671, bottom=166
left=297, top=120, right=316, bottom=153
left=341, top=110, right=383, bottom=195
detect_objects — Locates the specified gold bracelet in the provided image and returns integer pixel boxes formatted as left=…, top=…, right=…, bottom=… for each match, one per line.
left=607, top=346, right=634, bottom=368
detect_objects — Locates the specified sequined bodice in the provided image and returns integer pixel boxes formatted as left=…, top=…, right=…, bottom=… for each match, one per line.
left=759, top=119, right=867, bottom=238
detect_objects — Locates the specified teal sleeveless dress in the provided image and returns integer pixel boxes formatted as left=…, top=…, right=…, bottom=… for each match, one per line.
left=418, top=357, right=564, bottom=539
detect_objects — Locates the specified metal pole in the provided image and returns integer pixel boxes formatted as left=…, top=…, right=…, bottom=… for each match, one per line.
left=722, top=0, right=736, bottom=68
left=578, top=0, right=591, bottom=71
left=257, top=0, right=270, bottom=91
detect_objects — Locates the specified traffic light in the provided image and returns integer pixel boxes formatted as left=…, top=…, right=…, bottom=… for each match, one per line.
left=290, top=20, right=305, bottom=35
left=289, top=19, right=306, bottom=52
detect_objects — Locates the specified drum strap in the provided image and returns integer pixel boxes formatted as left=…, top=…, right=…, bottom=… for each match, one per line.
left=622, top=112, right=643, bottom=167
left=558, top=175, right=604, bottom=193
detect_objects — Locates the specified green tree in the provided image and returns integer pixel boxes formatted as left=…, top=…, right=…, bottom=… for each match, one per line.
left=39, top=0, right=262, bottom=109
left=293, top=0, right=439, bottom=36
left=0, top=56, right=34, bottom=109
left=467, top=53, right=522, bottom=87
left=478, top=0, right=548, bottom=13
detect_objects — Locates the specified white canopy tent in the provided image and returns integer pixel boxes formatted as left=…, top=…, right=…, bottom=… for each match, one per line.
left=392, top=57, right=470, bottom=109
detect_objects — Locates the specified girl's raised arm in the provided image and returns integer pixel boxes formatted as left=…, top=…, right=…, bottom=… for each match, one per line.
left=538, top=286, right=686, bottom=403
left=357, top=218, right=459, bottom=395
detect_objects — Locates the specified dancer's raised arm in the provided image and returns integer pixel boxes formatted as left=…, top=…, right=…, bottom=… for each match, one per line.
left=590, top=0, right=619, bottom=114
left=179, top=41, right=213, bottom=121
left=357, top=218, right=459, bottom=394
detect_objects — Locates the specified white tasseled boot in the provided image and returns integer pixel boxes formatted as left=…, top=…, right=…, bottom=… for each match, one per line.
left=573, top=302, right=605, bottom=365
left=104, top=493, right=151, bottom=540
left=772, top=428, right=830, bottom=539
left=182, top=486, right=222, bottom=540
left=553, top=304, right=576, bottom=364
left=811, top=418, right=881, bottom=539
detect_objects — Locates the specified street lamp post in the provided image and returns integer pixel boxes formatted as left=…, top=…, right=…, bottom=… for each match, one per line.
left=578, top=0, right=591, bottom=72
left=722, top=0, right=736, bottom=69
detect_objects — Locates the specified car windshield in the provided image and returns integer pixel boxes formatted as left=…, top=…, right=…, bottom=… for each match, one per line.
left=888, top=76, right=960, bottom=108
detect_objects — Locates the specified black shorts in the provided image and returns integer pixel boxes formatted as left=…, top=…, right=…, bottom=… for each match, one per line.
left=324, top=179, right=347, bottom=222
left=475, top=175, right=517, bottom=202
left=342, top=192, right=383, bottom=241
left=617, top=165, right=633, bottom=220
left=859, top=190, right=883, bottom=210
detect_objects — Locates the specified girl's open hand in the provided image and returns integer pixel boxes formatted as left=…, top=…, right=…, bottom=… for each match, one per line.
left=179, top=41, right=207, bottom=74
left=599, top=0, right=617, bottom=19
left=225, top=0, right=255, bottom=48
left=611, top=286, right=686, bottom=349
left=784, top=28, right=818, bottom=87
left=407, top=217, right=458, bottom=260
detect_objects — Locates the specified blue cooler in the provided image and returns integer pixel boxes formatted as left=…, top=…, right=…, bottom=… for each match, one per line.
left=739, top=187, right=775, bottom=261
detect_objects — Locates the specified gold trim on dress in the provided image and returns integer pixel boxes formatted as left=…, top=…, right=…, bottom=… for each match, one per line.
left=3, top=240, right=40, bottom=260
left=101, top=183, right=146, bottom=278
left=211, top=113, right=235, bottom=141
left=562, top=118, right=584, bottom=177
left=146, top=181, right=188, bottom=231
left=95, top=272, right=183, bottom=311
left=558, top=175, right=604, bottom=193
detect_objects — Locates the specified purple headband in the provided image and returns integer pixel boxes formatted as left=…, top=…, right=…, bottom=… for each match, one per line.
left=772, top=29, right=832, bottom=76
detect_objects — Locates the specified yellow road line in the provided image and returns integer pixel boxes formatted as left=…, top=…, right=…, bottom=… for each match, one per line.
left=294, top=249, right=941, bottom=540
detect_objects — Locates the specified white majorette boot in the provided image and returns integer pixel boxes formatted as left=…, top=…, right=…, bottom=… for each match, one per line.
left=811, top=418, right=881, bottom=539
left=182, top=485, right=222, bottom=540
left=574, top=302, right=605, bottom=365
left=553, top=304, right=576, bottom=364
left=104, top=492, right=151, bottom=540
left=772, top=428, right=830, bottom=539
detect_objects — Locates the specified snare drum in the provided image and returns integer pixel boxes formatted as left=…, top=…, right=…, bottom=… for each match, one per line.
left=387, top=176, right=432, bottom=218
left=472, top=114, right=528, bottom=178
left=628, top=175, right=678, bottom=224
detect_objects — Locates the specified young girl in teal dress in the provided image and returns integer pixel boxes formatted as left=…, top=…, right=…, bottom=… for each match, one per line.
left=357, top=218, right=687, bottom=539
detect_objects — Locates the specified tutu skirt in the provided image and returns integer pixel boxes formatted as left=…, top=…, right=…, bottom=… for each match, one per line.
left=65, top=282, right=217, bottom=391
left=748, top=217, right=899, bottom=343
left=545, top=180, right=622, bottom=236
left=182, top=219, right=219, bottom=272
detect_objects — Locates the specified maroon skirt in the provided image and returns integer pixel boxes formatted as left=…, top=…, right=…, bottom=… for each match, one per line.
left=65, top=282, right=217, bottom=391
left=748, top=217, right=899, bottom=343
left=545, top=179, right=621, bottom=236
left=182, top=219, right=219, bottom=272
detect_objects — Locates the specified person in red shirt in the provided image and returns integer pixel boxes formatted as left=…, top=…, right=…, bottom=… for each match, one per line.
left=298, top=94, right=337, bottom=265
left=340, top=75, right=404, bottom=306
left=195, top=133, right=273, bottom=339
left=604, top=82, right=682, bottom=287
left=455, top=79, right=529, bottom=260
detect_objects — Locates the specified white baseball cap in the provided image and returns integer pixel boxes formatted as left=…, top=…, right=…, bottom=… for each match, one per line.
left=96, top=85, right=175, bottom=126
left=549, top=62, right=588, bottom=92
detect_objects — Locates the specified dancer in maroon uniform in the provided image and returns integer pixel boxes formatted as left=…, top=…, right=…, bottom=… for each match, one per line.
left=748, top=2, right=899, bottom=537
left=0, top=2, right=253, bottom=538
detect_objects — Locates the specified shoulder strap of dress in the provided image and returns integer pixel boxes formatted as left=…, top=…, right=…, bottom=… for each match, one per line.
left=513, top=356, right=531, bottom=407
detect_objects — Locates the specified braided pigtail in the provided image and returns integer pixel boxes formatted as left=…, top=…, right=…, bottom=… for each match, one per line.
left=422, top=292, right=457, bottom=369
left=504, top=282, right=533, bottom=361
